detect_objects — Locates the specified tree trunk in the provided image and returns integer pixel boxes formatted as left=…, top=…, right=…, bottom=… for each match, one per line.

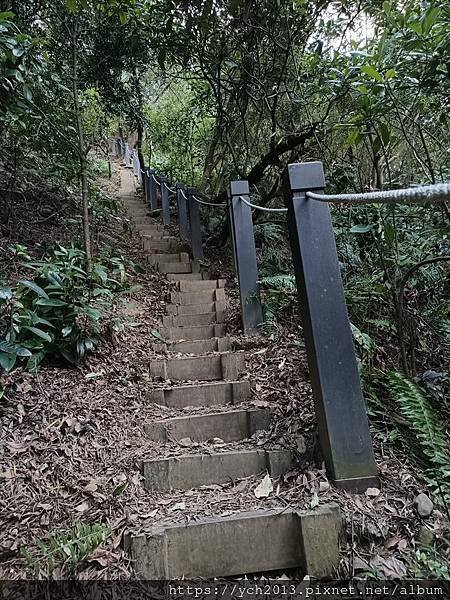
left=72, top=20, right=92, bottom=270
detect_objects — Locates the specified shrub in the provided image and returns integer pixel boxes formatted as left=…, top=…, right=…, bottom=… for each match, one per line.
left=0, top=244, right=133, bottom=371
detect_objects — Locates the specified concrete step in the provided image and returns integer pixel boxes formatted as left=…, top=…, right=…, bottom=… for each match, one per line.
left=162, top=312, right=224, bottom=328
left=159, top=324, right=226, bottom=341
left=166, top=301, right=225, bottom=316
left=129, top=211, right=153, bottom=218
left=170, top=337, right=231, bottom=354
left=141, top=448, right=292, bottom=491
left=157, top=262, right=193, bottom=274
left=126, top=505, right=340, bottom=579
left=144, top=408, right=271, bottom=443
left=139, top=231, right=170, bottom=239
left=170, top=288, right=226, bottom=305
left=149, top=352, right=245, bottom=381
left=128, top=211, right=150, bottom=217
left=175, top=279, right=226, bottom=292
left=166, top=273, right=204, bottom=281
left=146, top=380, right=251, bottom=408
left=143, top=239, right=181, bottom=252
left=147, top=253, right=189, bottom=265
left=137, top=226, right=165, bottom=234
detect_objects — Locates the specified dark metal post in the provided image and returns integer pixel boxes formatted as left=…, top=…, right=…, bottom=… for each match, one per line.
left=144, top=167, right=151, bottom=207
left=283, top=161, right=378, bottom=492
left=160, top=176, right=170, bottom=226
left=187, top=187, right=203, bottom=260
left=228, top=181, right=263, bottom=333
left=148, top=169, right=158, bottom=211
left=176, top=184, right=189, bottom=241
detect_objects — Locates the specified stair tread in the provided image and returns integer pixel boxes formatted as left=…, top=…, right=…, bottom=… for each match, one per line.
left=141, top=447, right=293, bottom=491
left=127, top=505, right=340, bottom=579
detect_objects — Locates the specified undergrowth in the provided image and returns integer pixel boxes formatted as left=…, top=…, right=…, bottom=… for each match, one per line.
left=0, top=243, right=137, bottom=372
left=20, top=522, right=111, bottom=577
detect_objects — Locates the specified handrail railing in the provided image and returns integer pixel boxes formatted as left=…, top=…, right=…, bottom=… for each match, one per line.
left=306, top=182, right=450, bottom=204
left=127, top=149, right=448, bottom=494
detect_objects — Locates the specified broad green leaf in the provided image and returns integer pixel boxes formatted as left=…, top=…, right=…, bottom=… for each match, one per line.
left=18, top=280, right=49, bottom=298
left=0, top=351, right=17, bottom=371
left=27, top=351, right=45, bottom=372
left=379, top=123, right=390, bottom=145
left=371, top=136, right=382, bottom=154
left=151, top=329, right=163, bottom=340
left=0, top=340, right=32, bottom=356
left=385, top=68, right=396, bottom=80
left=66, top=0, right=77, bottom=12
left=361, top=65, right=383, bottom=82
left=93, top=265, right=108, bottom=283
left=36, top=298, right=67, bottom=307
left=23, top=326, right=52, bottom=342
left=422, top=7, right=440, bottom=35
left=384, top=223, right=396, bottom=246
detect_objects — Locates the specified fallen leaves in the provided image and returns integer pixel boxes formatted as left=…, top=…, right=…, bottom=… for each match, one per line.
left=254, top=474, right=273, bottom=498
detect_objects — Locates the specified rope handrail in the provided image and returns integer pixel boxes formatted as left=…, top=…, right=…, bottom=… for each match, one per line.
left=192, top=195, right=226, bottom=208
left=163, top=182, right=177, bottom=194
left=179, top=189, right=188, bottom=200
left=239, top=195, right=288, bottom=213
left=151, top=173, right=160, bottom=184
left=306, top=182, right=450, bottom=204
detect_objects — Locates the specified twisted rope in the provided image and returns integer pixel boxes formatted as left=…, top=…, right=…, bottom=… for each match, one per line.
left=192, top=195, right=226, bottom=208
left=239, top=195, right=287, bottom=213
left=306, top=182, right=450, bottom=204
left=163, top=182, right=177, bottom=194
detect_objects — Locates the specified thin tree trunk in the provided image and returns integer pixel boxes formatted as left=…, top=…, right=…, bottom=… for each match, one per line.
left=72, top=20, right=92, bottom=270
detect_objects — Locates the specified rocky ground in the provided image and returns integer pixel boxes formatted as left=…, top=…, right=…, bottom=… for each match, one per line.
left=0, top=162, right=447, bottom=581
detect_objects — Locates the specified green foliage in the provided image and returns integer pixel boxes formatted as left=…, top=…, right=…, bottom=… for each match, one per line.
left=411, top=547, right=450, bottom=580
left=0, top=10, right=42, bottom=125
left=0, top=244, right=131, bottom=371
left=21, top=521, right=111, bottom=577
left=259, top=275, right=296, bottom=332
left=388, top=371, right=450, bottom=503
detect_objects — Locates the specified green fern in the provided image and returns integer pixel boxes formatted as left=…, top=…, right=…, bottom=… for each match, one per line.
left=388, top=371, right=450, bottom=503
left=259, top=274, right=296, bottom=290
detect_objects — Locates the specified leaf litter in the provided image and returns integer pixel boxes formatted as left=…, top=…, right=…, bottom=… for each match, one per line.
left=0, top=164, right=445, bottom=580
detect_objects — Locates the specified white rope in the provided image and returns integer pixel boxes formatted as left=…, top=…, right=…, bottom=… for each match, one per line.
left=239, top=195, right=287, bottom=213
left=151, top=173, right=160, bottom=184
left=179, top=189, right=188, bottom=200
left=193, top=195, right=226, bottom=208
left=163, top=182, right=177, bottom=194
left=306, top=182, right=450, bottom=204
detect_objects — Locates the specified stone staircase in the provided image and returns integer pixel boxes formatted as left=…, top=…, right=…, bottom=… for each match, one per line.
left=122, top=178, right=341, bottom=580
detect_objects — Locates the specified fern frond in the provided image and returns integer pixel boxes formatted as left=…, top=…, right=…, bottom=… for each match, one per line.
left=259, top=275, right=296, bottom=290
left=388, top=371, right=450, bottom=502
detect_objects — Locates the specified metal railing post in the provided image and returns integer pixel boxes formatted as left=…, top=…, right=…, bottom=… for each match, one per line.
left=148, top=168, right=158, bottom=211
left=283, top=161, right=378, bottom=492
left=187, top=187, right=203, bottom=260
left=228, top=181, right=263, bottom=333
left=144, top=167, right=151, bottom=207
left=132, top=150, right=141, bottom=184
left=124, top=143, right=131, bottom=167
left=160, top=176, right=170, bottom=226
left=176, top=184, right=189, bottom=241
